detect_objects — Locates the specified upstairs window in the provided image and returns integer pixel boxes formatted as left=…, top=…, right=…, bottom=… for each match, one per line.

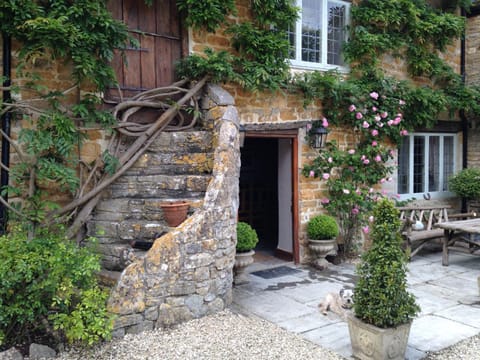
left=397, top=133, right=457, bottom=199
left=288, top=0, right=350, bottom=70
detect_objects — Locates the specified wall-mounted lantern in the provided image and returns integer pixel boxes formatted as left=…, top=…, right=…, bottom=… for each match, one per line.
left=310, top=125, right=328, bottom=149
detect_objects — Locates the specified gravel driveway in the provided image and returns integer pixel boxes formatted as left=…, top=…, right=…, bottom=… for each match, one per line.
left=55, top=309, right=480, bottom=360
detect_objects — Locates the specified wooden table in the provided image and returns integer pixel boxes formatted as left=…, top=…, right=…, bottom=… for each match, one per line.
left=435, top=218, right=480, bottom=266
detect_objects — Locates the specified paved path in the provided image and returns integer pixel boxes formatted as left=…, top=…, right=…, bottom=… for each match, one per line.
left=232, top=250, right=480, bottom=359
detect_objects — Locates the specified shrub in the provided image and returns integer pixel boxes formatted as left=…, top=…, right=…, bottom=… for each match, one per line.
left=449, top=168, right=480, bottom=200
left=353, top=199, right=420, bottom=328
left=0, top=226, right=113, bottom=351
left=236, top=222, right=259, bottom=252
left=307, top=214, right=339, bottom=240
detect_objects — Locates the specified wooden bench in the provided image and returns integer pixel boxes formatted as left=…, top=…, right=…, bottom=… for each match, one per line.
left=397, top=206, right=451, bottom=259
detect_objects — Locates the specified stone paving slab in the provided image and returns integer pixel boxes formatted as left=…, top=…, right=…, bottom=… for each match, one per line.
left=276, top=311, right=340, bottom=334
left=409, top=287, right=458, bottom=315
left=235, top=292, right=317, bottom=323
left=409, top=315, right=479, bottom=352
left=434, top=303, right=480, bottom=329
left=301, top=322, right=351, bottom=358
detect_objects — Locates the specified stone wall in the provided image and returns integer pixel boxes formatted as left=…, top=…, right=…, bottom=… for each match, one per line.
left=106, top=84, right=241, bottom=336
left=466, top=14, right=480, bottom=169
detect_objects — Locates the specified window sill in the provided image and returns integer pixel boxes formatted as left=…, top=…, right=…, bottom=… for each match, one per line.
left=397, top=191, right=456, bottom=201
left=289, top=61, right=350, bottom=74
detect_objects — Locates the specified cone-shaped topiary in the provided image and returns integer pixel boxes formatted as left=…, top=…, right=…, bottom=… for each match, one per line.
left=353, top=198, right=420, bottom=328
left=236, top=221, right=259, bottom=252
left=307, top=214, right=339, bottom=240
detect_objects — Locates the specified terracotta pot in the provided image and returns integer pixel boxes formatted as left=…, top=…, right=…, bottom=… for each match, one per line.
left=160, top=201, right=190, bottom=227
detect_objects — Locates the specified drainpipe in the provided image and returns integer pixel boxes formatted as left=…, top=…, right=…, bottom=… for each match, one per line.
left=460, top=7, right=471, bottom=212
left=1, top=33, right=12, bottom=234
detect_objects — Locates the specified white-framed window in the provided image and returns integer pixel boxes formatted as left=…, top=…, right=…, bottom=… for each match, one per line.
left=397, top=133, right=457, bottom=199
left=288, top=0, right=350, bottom=71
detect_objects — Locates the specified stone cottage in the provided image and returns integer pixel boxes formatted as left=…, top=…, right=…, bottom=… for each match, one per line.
left=1, top=0, right=479, bottom=335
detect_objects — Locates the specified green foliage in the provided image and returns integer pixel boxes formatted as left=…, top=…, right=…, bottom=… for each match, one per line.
left=177, top=0, right=237, bottom=33
left=0, top=0, right=135, bottom=226
left=176, top=0, right=298, bottom=92
left=2, top=0, right=131, bottom=88
left=307, top=214, right=339, bottom=240
left=449, top=168, right=480, bottom=200
left=0, top=226, right=113, bottom=350
left=353, top=199, right=420, bottom=328
left=228, top=23, right=291, bottom=91
left=176, top=48, right=238, bottom=84
left=251, top=0, right=299, bottom=30
left=236, top=221, right=259, bottom=252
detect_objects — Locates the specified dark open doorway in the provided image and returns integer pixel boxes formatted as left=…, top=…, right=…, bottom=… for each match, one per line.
left=238, top=133, right=298, bottom=262
left=239, top=138, right=279, bottom=252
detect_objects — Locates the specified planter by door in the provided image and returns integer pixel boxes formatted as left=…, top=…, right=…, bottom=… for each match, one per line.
left=308, top=238, right=336, bottom=270
left=161, top=201, right=189, bottom=227
left=234, top=250, right=255, bottom=285
left=347, top=314, right=412, bottom=360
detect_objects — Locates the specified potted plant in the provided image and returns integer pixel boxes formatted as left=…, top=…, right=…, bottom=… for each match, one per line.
left=307, top=214, right=339, bottom=269
left=449, top=167, right=480, bottom=212
left=347, top=198, right=420, bottom=360
left=234, top=221, right=259, bottom=285
left=160, top=200, right=190, bottom=227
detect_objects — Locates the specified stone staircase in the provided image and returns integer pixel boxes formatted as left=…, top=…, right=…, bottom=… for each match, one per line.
left=87, top=129, right=214, bottom=273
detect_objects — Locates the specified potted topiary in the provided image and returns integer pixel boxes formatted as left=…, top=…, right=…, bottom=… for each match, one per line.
left=347, top=198, right=420, bottom=360
left=307, top=214, right=339, bottom=269
left=449, top=167, right=480, bottom=212
left=234, top=221, right=259, bottom=284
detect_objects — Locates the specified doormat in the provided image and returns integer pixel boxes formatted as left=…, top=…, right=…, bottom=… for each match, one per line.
left=251, top=266, right=303, bottom=279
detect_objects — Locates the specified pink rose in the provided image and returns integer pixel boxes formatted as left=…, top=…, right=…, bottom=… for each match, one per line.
left=356, top=112, right=363, bottom=120
left=380, top=111, right=388, bottom=118
left=348, top=149, right=355, bottom=154
left=368, top=216, right=374, bottom=223
left=399, top=99, right=406, bottom=105
left=362, top=226, right=370, bottom=234
left=363, top=159, right=370, bottom=165
left=369, top=92, right=379, bottom=100
left=362, top=121, right=370, bottom=128
left=352, top=207, right=360, bottom=215
left=374, top=115, right=381, bottom=121
left=371, top=129, right=379, bottom=136
left=349, top=104, right=356, bottom=112
left=374, top=155, right=382, bottom=162
left=387, top=120, right=394, bottom=126
left=321, top=198, right=330, bottom=204
left=372, top=141, right=378, bottom=146
left=322, top=173, right=330, bottom=180
left=361, top=155, right=366, bottom=160
left=393, top=117, right=401, bottom=125
left=380, top=178, right=386, bottom=183
left=400, top=129, right=409, bottom=136
left=372, top=106, right=377, bottom=112
left=322, top=117, right=329, bottom=128
left=309, top=170, right=315, bottom=178
left=327, top=157, right=333, bottom=163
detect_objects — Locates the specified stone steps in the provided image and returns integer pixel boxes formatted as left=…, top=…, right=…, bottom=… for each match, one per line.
left=88, top=129, right=213, bottom=271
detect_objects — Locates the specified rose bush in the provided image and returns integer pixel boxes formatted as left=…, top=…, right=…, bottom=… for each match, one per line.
left=303, top=91, right=408, bottom=256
